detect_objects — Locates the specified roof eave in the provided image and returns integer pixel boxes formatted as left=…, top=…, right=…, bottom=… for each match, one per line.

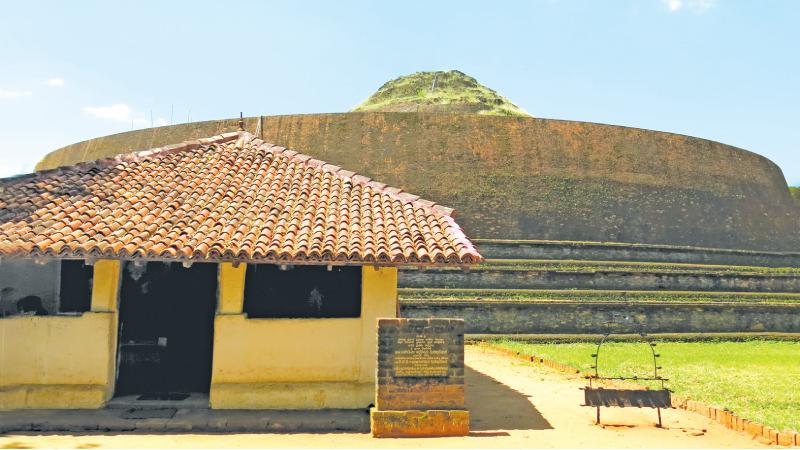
left=0, top=252, right=481, bottom=268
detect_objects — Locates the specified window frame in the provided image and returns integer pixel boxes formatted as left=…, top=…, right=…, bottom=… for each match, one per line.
left=0, top=258, right=94, bottom=318
left=242, top=264, right=363, bottom=320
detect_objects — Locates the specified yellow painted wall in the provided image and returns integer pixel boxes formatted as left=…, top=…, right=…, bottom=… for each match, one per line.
left=1, top=259, right=398, bottom=410
left=90, top=259, right=121, bottom=312
left=0, top=259, right=120, bottom=410
left=217, top=262, right=246, bottom=314
left=210, top=265, right=398, bottom=409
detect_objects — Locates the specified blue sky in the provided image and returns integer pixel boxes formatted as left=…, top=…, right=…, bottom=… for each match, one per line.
left=1, top=0, right=798, bottom=185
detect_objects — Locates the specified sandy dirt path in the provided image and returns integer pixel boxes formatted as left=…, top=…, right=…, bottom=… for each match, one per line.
left=0, top=345, right=767, bottom=449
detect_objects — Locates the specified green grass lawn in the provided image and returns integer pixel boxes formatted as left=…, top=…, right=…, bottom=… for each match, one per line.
left=491, top=339, right=800, bottom=432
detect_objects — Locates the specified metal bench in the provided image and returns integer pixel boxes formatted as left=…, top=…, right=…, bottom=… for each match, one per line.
left=581, top=332, right=672, bottom=427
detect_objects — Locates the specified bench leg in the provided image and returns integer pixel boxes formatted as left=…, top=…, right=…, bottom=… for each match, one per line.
left=657, top=407, right=662, bottom=428
left=596, top=407, right=600, bottom=425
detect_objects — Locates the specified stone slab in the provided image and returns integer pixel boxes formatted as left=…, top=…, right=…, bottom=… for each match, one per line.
left=376, top=318, right=466, bottom=411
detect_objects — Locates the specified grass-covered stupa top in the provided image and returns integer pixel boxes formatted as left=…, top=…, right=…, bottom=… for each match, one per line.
left=352, top=70, right=530, bottom=117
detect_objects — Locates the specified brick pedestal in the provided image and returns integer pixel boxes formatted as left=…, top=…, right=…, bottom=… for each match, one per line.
left=371, top=410, right=469, bottom=438
left=370, top=318, right=468, bottom=438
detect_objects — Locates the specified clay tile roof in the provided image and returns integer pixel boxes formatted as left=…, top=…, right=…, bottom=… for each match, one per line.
left=0, top=132, right=482, bottom=265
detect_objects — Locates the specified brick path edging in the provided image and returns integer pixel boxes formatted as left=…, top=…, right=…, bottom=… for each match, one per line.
left=477, top=342, right=798, bottom=447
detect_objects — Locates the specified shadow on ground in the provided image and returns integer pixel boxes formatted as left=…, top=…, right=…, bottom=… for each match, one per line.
left=466, top=365, right=553, bottom=431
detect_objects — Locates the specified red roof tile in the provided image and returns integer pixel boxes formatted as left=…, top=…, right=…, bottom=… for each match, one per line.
left=0, top=133, right=482, bottom=265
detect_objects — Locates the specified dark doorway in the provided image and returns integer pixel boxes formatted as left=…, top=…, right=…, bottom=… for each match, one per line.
left=115, top=262, right=217, bottom=397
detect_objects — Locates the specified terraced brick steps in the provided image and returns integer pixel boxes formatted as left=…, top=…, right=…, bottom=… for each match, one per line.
left=400, top=297, right=800, bottom=334
left=398, top=239, right=800, bottom=333
left=399, top=263, right=800, bottom=292
left=464, top=332, right=800, bottom=343
left=476, top=259, right=800, bottom=274
left=473, top=239, right=800, bottom=267
left=398, top=288, right=800, bottom=304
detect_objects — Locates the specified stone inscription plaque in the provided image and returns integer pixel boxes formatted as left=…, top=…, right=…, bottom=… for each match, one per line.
left=393, top=334, right=449, bottom=377
left=376, top=318, right=465, bottom=411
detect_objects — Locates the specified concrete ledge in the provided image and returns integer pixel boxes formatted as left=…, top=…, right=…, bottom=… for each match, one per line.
left=210, top=382, right=373, bottom=409
left=370, top=409, right=469, bottom=438
left=0, top=408, right=370, bottom=433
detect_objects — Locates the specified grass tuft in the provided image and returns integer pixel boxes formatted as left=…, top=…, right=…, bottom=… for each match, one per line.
left=352, top=70, right=530, bottom=117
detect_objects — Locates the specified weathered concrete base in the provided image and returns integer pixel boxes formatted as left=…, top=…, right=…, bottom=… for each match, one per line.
left=0, top=384, right=110, bottom=410
left=210, top=381, right=373, bottom=410
left=370, top=409, right=469, bottom=438
left=0, top=408, right=370, bottom=433
left=0, top=311, right=118, bottom=411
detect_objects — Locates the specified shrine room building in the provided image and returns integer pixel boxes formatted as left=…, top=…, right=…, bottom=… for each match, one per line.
left=0, top=132, right=481, bottom=410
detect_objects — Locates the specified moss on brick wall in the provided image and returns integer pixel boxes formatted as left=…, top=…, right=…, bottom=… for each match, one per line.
left=789, top=187, right=800, bottom=206
left=35, top=112, right=800, bottom=251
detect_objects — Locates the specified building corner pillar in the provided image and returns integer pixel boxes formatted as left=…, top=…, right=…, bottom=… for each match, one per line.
left=218, top=262, right=246, bottom=315
left=90, top=259, right=121, bottom=312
